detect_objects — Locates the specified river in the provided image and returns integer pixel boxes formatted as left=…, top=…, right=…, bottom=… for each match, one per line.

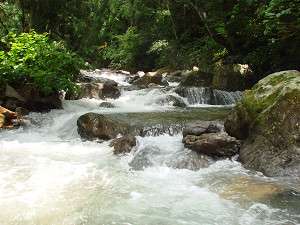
left=0, top=70, right=299, bottom=225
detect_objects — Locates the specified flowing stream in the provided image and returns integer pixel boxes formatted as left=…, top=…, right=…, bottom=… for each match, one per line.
left=0, top=70, right=299, bottom=225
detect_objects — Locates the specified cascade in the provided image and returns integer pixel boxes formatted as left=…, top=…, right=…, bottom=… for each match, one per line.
left=176, top=87, right=243, bottom=105
left=0, top=69, right=297, bottom=225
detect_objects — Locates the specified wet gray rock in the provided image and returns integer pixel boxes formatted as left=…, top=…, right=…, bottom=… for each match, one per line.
left=166, top=150, right=210, bottom=170
left=183, top=132, right=240, bottom=158
left=183, top=121, right=223, bottom=137
left=99, top=102, right=115, bottom=108
left=165, top=70, right=184, bottom=83
left=129, top=145, right=211, bottom=171
left=224, top=107, right=250, bottom=140
left=132, top=74, right=168, bottom=88
left=127, top=75, right=141, bottom=84
left=155, top=95, right=187, bottom=108
left=110, top=135, right=137, bottom=154
left=73, top=81, right=120, bottom=100
left=129, top=146, right=161, bottom=170
left=68, top=71, right=121, bottom=100
left=77, top=113, right=131, bottom=141
left=15, top=107, right=29, bottom=116
left=179, top=71, right=213, bottom=87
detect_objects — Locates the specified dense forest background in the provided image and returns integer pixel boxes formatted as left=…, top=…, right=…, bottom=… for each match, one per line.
left=0, top=0, right=300, bottom=93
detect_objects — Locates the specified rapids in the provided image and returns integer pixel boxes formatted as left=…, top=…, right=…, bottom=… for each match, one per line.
left=0, top=70, right=299, bottom=225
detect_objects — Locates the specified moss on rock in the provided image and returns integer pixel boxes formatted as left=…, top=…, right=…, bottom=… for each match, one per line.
left=225, top=70, right=300, bottom=177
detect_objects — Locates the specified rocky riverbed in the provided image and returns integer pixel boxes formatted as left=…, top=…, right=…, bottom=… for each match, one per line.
left=0, top=69, right=299, bottom=225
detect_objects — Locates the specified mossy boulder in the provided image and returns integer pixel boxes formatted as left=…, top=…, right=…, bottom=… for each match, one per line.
left=225, top=70, right=300, bottom=177
left=212, top=61, right=251, bottom=91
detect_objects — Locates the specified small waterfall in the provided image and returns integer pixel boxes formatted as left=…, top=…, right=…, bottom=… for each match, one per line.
left=212, top=89, right=243, bottom=105
left=175, top=87, right=213, bottom=105
left=175, top=87, right=243, bottom=105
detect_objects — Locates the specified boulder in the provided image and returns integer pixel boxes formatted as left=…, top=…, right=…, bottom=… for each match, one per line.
left=77, top=113, right=131, bottom=141
left=212, top=61, right=252, bottom=91
left=67, top=71, right=120, bottom=100
left=183, top=121, right=223, bottom=137
left=70, top=80, right=120, bottom=100
left=225, top=70, right=300, bottom=177
left=78, top=70, right=119, bottom=84
left=155, top=95, right=187, bottom=107
left=110, top=135, right=137, bottom=154
left=127, top=75, right=141, bottom=84
left=2, top=84, right=62, bottom=112
left=15, top=107, right=29, bottom=116
left=179, top=71, right=213, bottom=87
left=165, top=70, right=184, bottom=83
left=166, top=150, right=210, bottom=171
left=99, top=102, right=115, bottom=108
left=0, top=106, right=18, bottom=129
left=183, top=132, right=240, bottom=158
left=132, top=73, right=168, bottom=88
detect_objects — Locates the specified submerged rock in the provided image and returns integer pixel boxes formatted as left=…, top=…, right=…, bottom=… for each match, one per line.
left=183, top=132, right=240, bottom=158
left=129, top=146, right=161, bottom=170
left=166, top=150, right=210, bottom=170
left=110, top=135, right=137, bottom=154
left=220, top=177, right=283, bottom=202
left=129, top=145, right=211, bottom=171
left=99, top=102, right=115, bottom=108
left=225, top=70, right=300, bottom=177
left=77, top=113, right=131, bottom=141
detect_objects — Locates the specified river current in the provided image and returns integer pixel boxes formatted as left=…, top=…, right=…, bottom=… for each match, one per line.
left=0, top=70, right=299, bottom=225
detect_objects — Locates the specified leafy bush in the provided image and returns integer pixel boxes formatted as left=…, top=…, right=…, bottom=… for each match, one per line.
left=0, top=32, right=84, bottom=95
left=155, top=37, right=224, bottom=71
left=102, top=27, right=145, bottom=71
left=0, top=2, right=22, bottom=36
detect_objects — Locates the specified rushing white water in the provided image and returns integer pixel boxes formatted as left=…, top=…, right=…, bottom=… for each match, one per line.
left=0, top=71, right=299, bottom=225
left=176, top=87, right=243, bottom=106
left=81, top=69, right=131, bottom=86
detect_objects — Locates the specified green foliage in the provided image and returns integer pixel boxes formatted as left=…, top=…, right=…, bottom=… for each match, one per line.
left=102, top=27, right=147, bottom=71
left=0, top=32, right=84, bottom=95
left=1, top=0, right=299, bottom=77
left=0, top=2, right=22, bottom=36
left=263, top=0, right=300, bottom=40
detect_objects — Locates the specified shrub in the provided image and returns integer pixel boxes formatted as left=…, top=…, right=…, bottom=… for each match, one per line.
left=0, top=32, right=84, bottom=95
left=102, top=27, right=144, bottom=71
